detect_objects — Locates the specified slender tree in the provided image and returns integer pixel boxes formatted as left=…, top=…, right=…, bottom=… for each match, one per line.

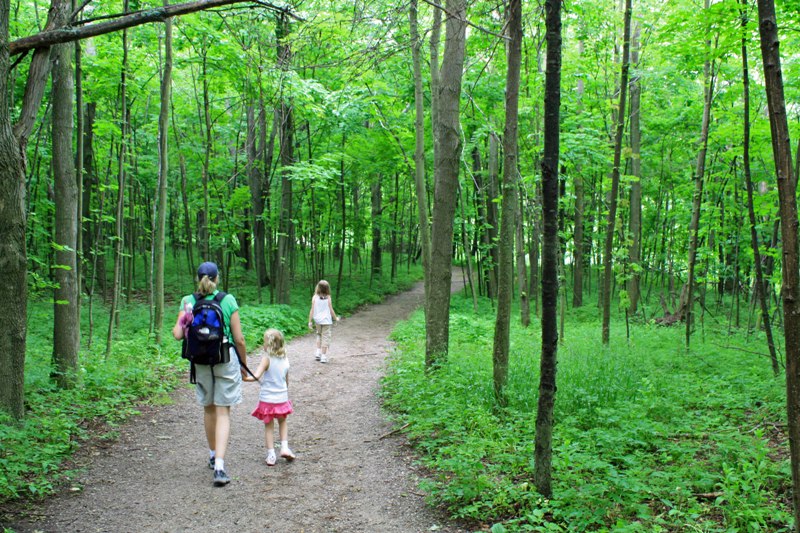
left=535, top=0, right=561, bottom=498
left=741, top=0, right=778, bottom=376
left=627, top=24, right=642, bottom=316
left=409, top=0, right=432, bottom=315
left=426, top=0, right=467, bottom=366
left=685, top=0, right=715, bottom=349
left=51, top=0, right=79, bottom=387
left=153, top=4, right=172, bottom=344
left=601, top=0, right=633, bottom=345
left=756, top=0, right=800, bottom=524
left=492, top=0, right=522, bottom=406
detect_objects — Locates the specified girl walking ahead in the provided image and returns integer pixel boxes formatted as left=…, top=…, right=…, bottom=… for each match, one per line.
left=308, top=279, right=340, bottom=363
left=246, top=329, right=296, bottom=466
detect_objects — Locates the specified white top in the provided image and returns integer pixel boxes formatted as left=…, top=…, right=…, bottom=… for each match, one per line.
left=312, top=295, right=333, bottom=325
left=258, top=355, right=290, bottom=404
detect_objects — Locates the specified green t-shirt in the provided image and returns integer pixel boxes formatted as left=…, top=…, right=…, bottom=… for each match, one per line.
left=180, top=290, right=239, bottom=339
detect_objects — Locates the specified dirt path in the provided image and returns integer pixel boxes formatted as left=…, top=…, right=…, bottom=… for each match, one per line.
left=5, top=277, right=471, bottom=533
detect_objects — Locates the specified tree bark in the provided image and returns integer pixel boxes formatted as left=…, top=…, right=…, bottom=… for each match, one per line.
left=370, top=175, right=382, bottom=277
left=153, top=5, right=172, bottom=344
left=425, top=0, right=466, bottom=366
left=0, top=0, right=29, bottom=420
left=535, top=0, right=561, bottom=498
left=627, top=24, right=642, bottom=316
left=274, top=12, right=294, bottom=304
left=741, top=0, right=778, bottom=376
left=601, top=0, right=632, bottom=345
left=492, top=0, right=522, bottom=406
left=409, top=0, right=431, bottom=316
left=685, top=0, right=714, bottom=349
left=756, top=0, right=800, bottom=525
left=105, top=9, right=129, bottom=358
left=51, top=0, right=79, bottom=388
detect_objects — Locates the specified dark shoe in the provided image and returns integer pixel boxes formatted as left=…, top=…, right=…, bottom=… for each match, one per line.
left=208, top=456, right=215, bottom=470
left=213, top=469, right=230, bottom=487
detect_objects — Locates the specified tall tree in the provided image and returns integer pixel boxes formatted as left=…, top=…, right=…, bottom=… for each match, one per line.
left=756, top=0, right=800, bottom=524
left=106, top=1, right=130, bottom=358
left=685, top=0, right=714, bottom=349
left=601, top=0, right=633, bottom=345
left=51, top=0, right=79, bottom=387
left=153, top=4, right=173, bottom=344
left=492, top=0, right=522, bottom=406
left=535, top=0, right=561, bottom=498
left=0, top=0, right=28, bottom=420
left=741, top=0, right=778, bottom=376
left=425, top=0, right=467, bottom=366
left=626, top=24, right=642, bottom=316
left=409, top=0, right=432, bottom=317
left=274, top=12, right=295, bottom=304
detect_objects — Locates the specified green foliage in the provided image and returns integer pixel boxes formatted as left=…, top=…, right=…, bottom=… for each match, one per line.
left=0, top=260, right=421, bottom=504
left=383, top=295, right=792, bottom=531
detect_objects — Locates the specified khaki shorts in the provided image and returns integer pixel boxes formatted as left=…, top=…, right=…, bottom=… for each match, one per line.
left=315, top=324, right=332, bottom=349
left=194, top=347, right=243, bottom=407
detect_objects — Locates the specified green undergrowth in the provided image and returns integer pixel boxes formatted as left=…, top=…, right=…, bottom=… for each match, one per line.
left=0, top=265, right=421, bottom=504
left=382, top=294, right=791, bottom=532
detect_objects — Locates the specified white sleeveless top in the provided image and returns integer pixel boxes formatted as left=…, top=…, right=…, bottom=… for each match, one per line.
left=312, top=295, right=333, bottom=325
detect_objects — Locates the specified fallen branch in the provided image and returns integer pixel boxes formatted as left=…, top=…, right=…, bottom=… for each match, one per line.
left=378, top=422, right=410, bottom=440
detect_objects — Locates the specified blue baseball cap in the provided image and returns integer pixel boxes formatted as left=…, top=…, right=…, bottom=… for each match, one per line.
left=197, top=262, right=219, bottom=280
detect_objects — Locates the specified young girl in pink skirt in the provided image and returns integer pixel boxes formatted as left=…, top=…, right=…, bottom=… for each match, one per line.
left=246, top=329, right=295, bottom=465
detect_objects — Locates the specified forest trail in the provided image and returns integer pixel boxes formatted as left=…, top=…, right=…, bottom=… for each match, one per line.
left=4, top=274, right=470, bottom=533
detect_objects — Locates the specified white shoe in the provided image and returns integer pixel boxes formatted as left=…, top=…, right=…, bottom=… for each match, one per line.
left=266, top=451, right=277, bottom=466
left=280, top=447, right=296, bottom=461
left=320, top=354, right=328, bottom=363
left=315, top=353, right=321, bottom=361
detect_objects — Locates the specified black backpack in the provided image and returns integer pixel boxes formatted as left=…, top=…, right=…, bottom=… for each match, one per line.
left=182, top=291, right=229, bottom=383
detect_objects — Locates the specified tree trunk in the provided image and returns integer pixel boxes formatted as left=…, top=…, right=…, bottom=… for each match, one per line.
left=274, top=13, right=294, bottom=304
left=517, top=189, right=530, bottom=326
left=573, top=173, right=584, bottom=307
left=246, top=103, right=263, bottom=303
left=51, top=0, right=79, bottom=388
left=535, top=0, right=561, bottom=498
left=0, top=0, right=28, bottom=420
left=153, top=7, right=172, bottom=344
left=485, top=132, right=500, bottom=298
left=200, top=49, right=211, bottom=259
left=425, top=0, right=467, bottom=366
left=106, top=13, right=129, bottom=358
left=371, top=175, right=382, bottom=277
left=757, top=0, right=800, bottom=525
left=685, top=0, right=714, bottom=349
left=492, top=0, right=522, bottom=406
left=741, top=0, right=778, bottom=376
left=409, top=0, right=431, bottom=314
left=601, top=0, right=632, bottom=345
left=627, top=24, right=642, bottom=316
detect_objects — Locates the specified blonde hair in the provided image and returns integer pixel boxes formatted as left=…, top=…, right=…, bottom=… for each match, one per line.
left=315, top=280, right=331, bottom=297
left=263, top=329, right=286, bottom=358
left=196, top=275, right=217, bottom=296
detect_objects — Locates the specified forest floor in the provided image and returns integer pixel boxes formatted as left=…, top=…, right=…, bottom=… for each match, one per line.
left=3, top=275, right=472, bottom=533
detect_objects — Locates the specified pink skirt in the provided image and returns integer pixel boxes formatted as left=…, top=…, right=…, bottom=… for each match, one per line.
left=251, top=400, right=293, bottom=423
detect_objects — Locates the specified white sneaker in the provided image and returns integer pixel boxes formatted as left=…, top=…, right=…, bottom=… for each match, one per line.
left=319, top=354, right=328, bottom=363
left=266, top=451, right=277, bottom=466
left=280, top=447, right=296, bottom=461
left=315, top=353, right=321, bottom=361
